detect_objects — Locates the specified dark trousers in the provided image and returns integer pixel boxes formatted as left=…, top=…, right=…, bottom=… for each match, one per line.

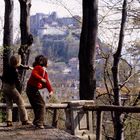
left=26, top=85, right=45, bottom=126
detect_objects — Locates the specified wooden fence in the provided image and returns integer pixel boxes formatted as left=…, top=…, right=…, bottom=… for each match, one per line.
left=1, top=102, right=140, bottom=140
left=84, top=105, right=140, bottom=140
left=0, top=103, right=68, bottom=128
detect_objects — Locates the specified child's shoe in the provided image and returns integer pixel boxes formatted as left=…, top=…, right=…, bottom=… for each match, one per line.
left=22, top=120, right=32, bottom=125
left=7, top=121, right=13, bottom=127
left=35, top=124, right=44, bottom=129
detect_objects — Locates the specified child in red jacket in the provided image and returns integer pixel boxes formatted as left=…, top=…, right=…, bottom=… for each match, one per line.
left=26, top=55, right=53, bottom=129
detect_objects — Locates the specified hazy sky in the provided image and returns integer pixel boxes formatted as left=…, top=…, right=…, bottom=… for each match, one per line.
left=31, top=0, right=82, bottom=17
left=0, top=0, right=82, bottom=17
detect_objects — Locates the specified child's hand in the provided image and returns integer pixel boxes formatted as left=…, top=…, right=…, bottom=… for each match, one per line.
left=41, top=78, right=46, bottom=83
left=49, top=91, right=53, bottom=96
left=29, top=66, right=33, bottom=70
left=47, top=91, right=53, bottom=99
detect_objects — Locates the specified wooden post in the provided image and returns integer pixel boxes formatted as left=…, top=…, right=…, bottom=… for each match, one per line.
left=66, top=100, right=96, bottom=139
left=52, top=109, right=58, bottom=128
left=96, top=111, right=103, bottom=140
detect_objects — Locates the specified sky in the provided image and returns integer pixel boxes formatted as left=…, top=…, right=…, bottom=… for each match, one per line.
left=0, top=0, right=82, bottom=17
left=31, top=0, right=82, bottom=17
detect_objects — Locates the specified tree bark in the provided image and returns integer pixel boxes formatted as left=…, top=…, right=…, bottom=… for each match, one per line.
left=79, top=0, right=98, bottom=100
left=2, top=0, right=14, bottom=121
left=3, top=0, right=14, bottom=73
left=18, top=0, right=33, bottom=92
left=111, top=0, right=127, bottom=139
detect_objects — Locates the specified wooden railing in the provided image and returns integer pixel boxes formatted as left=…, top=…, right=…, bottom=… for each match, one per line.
left=1, top=102, right=140, bottom=140
left=84, top=105, right=140, bottom=140
left=0, top=103, right=68, bottom=128
left=0, top=103, right=68, bottom=109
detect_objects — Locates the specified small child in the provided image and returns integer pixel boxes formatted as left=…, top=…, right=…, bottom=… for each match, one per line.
left=26, top=55, right=53, bottom=129
left=2, top=55, right=31, bottom=127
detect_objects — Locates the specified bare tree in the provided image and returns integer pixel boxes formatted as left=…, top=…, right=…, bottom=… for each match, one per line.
left=3, top=0, right=13, bottom=74
left=18, top=0, right=33, bottom=92
left=79, top=0, right=98, bottom=100
left=111, top=0, right=127, bottom=139
left=1, top=0, right=14, bottom=122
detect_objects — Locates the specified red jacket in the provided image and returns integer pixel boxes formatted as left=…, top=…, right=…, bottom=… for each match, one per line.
left=27, top=65, right=53, bottom=93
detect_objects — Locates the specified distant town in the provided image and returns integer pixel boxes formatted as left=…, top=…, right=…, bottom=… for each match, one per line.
left=30, top=11, right=81, bottom=37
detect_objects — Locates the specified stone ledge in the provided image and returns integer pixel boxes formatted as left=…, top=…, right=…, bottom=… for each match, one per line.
left=0, top=123, right=82, bottom=140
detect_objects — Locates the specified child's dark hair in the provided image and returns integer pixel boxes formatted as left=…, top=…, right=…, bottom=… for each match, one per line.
left=33, top=55, right=48, bottom=67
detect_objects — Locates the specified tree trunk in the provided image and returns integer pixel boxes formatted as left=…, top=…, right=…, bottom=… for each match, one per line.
left=111, top=0, right=127, bottom=139
left=18, top=0, right=33, bottom=92
left=79, top=0, right=98, bottom=100
left=2, top=0, right=14, bottom=122
left=3, top=0, right=13, bottom=73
